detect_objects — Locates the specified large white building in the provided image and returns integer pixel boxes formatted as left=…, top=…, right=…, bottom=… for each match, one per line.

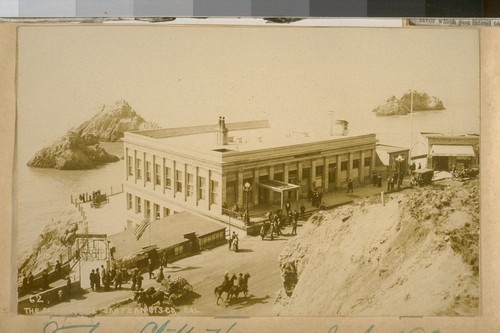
left=123, top=118, right=378, bottom=228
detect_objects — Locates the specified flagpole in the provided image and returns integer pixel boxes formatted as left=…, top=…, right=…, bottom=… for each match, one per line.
left=409, top=86, right=414, bottom=160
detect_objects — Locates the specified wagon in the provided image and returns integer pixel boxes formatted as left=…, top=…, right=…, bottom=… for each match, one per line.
left=410, top=168, right=434, bottom=187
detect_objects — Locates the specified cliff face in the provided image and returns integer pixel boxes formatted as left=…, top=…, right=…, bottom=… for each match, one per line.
left=27, top=100, right=159, bottom=170
left=274, top=180, right=479, bottom=316
left=373, top=91, right=445, bottom=116
left=18, top=205, right=82, bottom=280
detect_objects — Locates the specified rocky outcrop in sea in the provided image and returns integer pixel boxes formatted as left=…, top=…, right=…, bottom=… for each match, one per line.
left=373, top=91, right=445, bottom=116
left=27, top=100, right=159, bottom=170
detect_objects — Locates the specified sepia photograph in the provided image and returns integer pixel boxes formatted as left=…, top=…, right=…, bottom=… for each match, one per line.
left=15, top=24, right=480, bottom=318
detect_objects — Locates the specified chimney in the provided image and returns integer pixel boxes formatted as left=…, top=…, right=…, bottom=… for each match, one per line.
left=331, top=120, right=349, bottom=136
left=216, top=116, right=229, bottom=145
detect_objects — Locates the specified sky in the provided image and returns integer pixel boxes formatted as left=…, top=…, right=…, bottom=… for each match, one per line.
left=16, top=25, right=480, bottom=161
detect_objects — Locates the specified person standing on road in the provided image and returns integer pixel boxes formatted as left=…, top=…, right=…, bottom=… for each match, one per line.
left=131, top=269, right=137, bottom=290
left=148, top=259, right=154, bottom=279
left=347, top=179, right=354, bottom=193
left=89, top=269, right=95, bottom=291
left=300, top=203, right=305, bottom=219
left=136, top=272, right=144, bottom=290
left=163, top=252, right=168, bottom=268
left=292, top=216, right=298, bottom=236
left=66, top=276, right=72, bottom=298
left=100, top=265, right=106, bottom=286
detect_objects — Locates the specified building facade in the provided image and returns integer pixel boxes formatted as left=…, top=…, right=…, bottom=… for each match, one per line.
left=122, top=118, right=377, bottom=227
left=423, top=133, right=480, bottom=171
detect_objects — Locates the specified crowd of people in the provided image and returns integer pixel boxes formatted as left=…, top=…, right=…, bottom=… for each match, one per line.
left=89, top=264, right=129, bottom=292
left=260, top=206, right=300, bottom=240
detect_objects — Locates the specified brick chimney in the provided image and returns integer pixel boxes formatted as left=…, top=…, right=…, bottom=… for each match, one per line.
left=216, top=116, right=229, bottom=145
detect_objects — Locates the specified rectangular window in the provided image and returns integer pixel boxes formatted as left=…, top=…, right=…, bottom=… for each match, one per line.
left=164, top=167, right=172, bottom=189
left=135, top=196, right=142, bottom=214
left=136, top=159, right=142, bottom=180
left=146, top=162, right=152, bottom=182
left=126, top=193, right=132, bottom=210
left=341, top=161, right=348, bottom=171
left=210, top=180, right=219, bottom=204
left=176, top=170, right=183, bottom=193
left=127, top=156, right=133, bottom=176
left=364, top=156, right=371, bottom=167
left=155, top=164, right=161, bottom=185
left=145, top=200, right=151, bottom=218
left=154, top=203, right=160, bottom=220
left=187, top=173, right=194, bottom=197
left=316, top=165, right=324, bottom=177
left=198, top=176, right=206, bottom=200
left=353, top=159, right=360, bottom=169
left=163, top=207, right=170, bottom=217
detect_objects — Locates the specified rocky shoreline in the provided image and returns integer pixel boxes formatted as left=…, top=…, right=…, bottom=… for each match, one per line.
left=27, top=100, right=158, bottom=170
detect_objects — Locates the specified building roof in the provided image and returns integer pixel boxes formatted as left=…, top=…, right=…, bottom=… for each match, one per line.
left=108, top=211, right=225, bottom=260
left=126, top=119, right=374, bottom=156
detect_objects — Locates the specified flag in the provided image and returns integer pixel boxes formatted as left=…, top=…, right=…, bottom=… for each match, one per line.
left=134, top=216, right=150, bottom=240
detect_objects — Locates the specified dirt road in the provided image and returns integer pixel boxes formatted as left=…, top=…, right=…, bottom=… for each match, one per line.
left=113, top=229, right=293, bottom=317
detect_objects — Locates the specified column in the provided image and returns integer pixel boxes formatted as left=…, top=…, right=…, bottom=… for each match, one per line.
left=184, top=163, right=188, bottom=202
left=134, top=150, right=137, bottom=184
left=237, top=171, right=244, bottom=206
left=323, top=157, right=329, bottom=192
left=195, top=166, right=199, bottom=206
left=172, top=160, right=176, bottom=199
left=125, top=147, right=129, bottom=181
left=152, top=155, right=156, bottom=190
left=162, top=158, right=166, bottom=195
left=311, top=160, right=317, bottom=187
left=336, top=155, right=341, bottom=189
left=207, top=170, right=212, bottom=211
left=268, top=165, right=274, bottom=204
left=253, top=168, right=259, bottom=205
left=221, top=173, right=227, bottom=209
left=283, top=163, right=289, bottom=201
left=143, top=152, right=146, bottom=187
left=371, top=149, right=376, bottom=179
left=360, top=151, right=365, bottom=184
left=298, top=162, right=303, bottom=197
left=347, top=152, right=353, bottom=182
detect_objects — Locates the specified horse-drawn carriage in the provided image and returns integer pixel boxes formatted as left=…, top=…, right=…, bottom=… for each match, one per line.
left=134, top=276, right=193, bottom=313
left=409, top=168, right=435, bottom=187
left=90, top=193, right=109, bottom=208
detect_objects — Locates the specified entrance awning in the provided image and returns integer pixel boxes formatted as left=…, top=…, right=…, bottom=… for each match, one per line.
left=257, top=179, right=300, bottom=193
left=431, top=145, right=475, bottom=157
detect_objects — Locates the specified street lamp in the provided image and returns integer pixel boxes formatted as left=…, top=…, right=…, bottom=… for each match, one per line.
left=396, top=155, right=405, bottom=189
left=244, top=182, right=252, bottom=225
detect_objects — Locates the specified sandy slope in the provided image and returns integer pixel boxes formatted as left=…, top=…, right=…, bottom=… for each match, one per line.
left=274, top=180, right=479, bottom=316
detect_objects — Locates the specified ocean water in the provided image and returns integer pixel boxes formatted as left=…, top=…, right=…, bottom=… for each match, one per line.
left=15, top=108, right=479, bottom=260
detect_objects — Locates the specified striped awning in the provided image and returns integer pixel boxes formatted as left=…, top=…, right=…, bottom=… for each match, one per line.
left=431, top=145, right=475, bottom=157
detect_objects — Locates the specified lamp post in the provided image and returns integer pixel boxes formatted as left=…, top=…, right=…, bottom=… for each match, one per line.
left=244, top=182, right=252, bottom=226
left=396, top=155, right=405, bottom=189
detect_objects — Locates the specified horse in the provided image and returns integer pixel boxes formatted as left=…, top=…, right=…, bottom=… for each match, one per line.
left=134, top=287, right=166, bottom=313
left=228, top=273, right=251, bottom=302
left=214, top=275, right=236, bottom=305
